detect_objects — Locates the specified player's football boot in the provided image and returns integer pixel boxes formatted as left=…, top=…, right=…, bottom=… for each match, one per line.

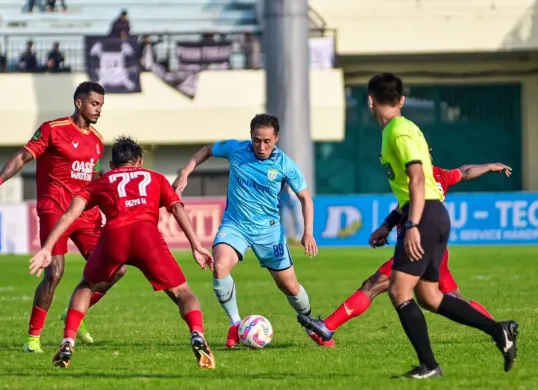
left=191, top=331, right=216, bottom=369
left=60, top=309, right=94, bottom=344
left=297, top=315, right=334, bottom=342
left=52, top=341, right=74, bottom=368
left=496, top=320, right=519, bottom=372
left=402, top=364, right=443, bottom=379
left=23, top=336, right=43, bottom=353
left=226, top=323, right=240, bottom=348
left=306, top=330, right=336, bottom=348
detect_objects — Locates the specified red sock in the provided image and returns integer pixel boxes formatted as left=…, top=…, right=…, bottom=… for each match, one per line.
left=28, top=306, right=48, bottom=337
left=470, top=300, right=494, bottom=319
left=89, top=292, right=106, bottom=308
left=184, top=310, right=204, bottom=334
left=64, top=309, right=86, bottom=339
left=325, top=290, right=372, bottom=331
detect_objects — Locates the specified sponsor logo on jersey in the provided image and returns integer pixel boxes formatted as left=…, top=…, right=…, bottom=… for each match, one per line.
left=71, top=159, right=95, bottom=181
left=237, top=176, right=271, bottom=193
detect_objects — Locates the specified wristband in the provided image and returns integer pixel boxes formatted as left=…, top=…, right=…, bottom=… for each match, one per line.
left=383, top=209, right=401, bottom=231
left=0, top=177, right=3, bottom=186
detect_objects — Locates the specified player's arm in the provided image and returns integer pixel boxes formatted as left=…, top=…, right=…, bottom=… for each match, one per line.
left=3, top=124, right=51, bottom=186
left=285, top=159, right=318, bottom=257
left=173, top=139, right=240, bottom=194
left=458, top=163, right=512, bottom=181
left=179, top=145, right=213, bottom=176
left=0, top=148, right=34, bottom=185
left=169, top=203, right=214, bottom=270
left=170, top=203, right=204, bottom=250
left=295, top=189, right=314, bottom=237
left=369, top=206, right=403, bottom=248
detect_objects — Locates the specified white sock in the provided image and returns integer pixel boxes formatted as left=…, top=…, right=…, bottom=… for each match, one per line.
left=286, top=285, right=312, bottom=316
left=62, top=338, right=75, bottom=347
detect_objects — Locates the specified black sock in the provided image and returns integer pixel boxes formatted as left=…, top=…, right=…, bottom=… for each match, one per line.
left=437, top=294, right=504, bottom=343
left=396, top=299, right=438, bottom=370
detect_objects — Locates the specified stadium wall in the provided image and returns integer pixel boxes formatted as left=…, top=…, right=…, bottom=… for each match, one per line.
left=0, top=70, right=345, bottom=145
left=1, top=193, right=538, bottom=255
left=309, top=0, right=538, bottom=54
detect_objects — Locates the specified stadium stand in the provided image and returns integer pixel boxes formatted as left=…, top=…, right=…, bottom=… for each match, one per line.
left=0, top=0, right=262, bottom=71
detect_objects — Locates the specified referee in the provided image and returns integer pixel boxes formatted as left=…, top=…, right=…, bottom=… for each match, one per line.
left=368, top=73, right=519, bottom=379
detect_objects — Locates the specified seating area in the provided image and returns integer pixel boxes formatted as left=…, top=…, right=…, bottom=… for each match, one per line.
left=0, top=0, right=262, bottom=71
left=0, top=0, right=261, bottom=34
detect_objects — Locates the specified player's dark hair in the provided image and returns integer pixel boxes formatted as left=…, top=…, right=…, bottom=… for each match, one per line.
left=250, top=114, right=280, bottom=135
left=74, top=82, right=105, bottom=101
left=111, top=136, right=144, bottom=166
left=367, top=73, right=404, bottom=106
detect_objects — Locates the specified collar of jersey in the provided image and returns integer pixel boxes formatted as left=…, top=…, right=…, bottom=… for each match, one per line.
left=247, top=143, right=279, bottom=161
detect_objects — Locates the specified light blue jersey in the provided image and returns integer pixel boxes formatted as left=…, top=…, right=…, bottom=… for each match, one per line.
left=211, top=139, right=307, bottom=270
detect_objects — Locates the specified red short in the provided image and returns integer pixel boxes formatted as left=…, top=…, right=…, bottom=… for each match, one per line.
left=39, top=212, right=101, bottom=258
left=83, top=221, right=186, bottom=291
left=376, top=249, right=458, bottom=293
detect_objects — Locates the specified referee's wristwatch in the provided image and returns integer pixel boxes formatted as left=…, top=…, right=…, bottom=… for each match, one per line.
left=403, top=221, right=419, bottom=231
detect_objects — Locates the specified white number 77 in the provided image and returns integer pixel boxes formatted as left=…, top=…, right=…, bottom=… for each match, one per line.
left=109, top=171, right=152, bottom=197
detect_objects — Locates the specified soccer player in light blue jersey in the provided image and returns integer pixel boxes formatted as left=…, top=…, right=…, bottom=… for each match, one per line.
left=173, top=114, right=334, bottom=348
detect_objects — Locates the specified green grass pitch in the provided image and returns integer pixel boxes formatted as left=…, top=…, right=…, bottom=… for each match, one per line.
left=0, top=246, right=536, bottom=389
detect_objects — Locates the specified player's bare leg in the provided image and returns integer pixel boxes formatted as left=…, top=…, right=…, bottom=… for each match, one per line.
left=52, top=279, right=93, bottom=367
left=298, top=272, right=389, bottom=342
left=165, top=283, right=215, bottom=370
left=416, top=281, right=518, bottom=372
left=24, top=255, right=65, bottom=353
left=60, top=263, right=127, bottom=345
left=268, top=266, right=335, bottom=348
left=212, top=243, right=241, bottom=348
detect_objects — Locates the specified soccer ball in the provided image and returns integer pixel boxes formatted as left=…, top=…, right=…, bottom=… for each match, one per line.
left=238, top=315, right=273, bottom=349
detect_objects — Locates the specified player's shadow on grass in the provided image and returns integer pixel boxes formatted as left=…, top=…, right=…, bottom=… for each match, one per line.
left=212, top=341, right=297, bottom=351
left=0, top=371, right=358, bottom=380
left=83, top=341, right=297, bottom=351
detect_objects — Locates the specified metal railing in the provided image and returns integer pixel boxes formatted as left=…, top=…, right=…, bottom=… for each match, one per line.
left=0, top=28, right=336, bottom=73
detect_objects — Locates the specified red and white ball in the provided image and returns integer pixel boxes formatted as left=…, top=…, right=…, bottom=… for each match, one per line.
left=238, top=315, right=273, bottom=349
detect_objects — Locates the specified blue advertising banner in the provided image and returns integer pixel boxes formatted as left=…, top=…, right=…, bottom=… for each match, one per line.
left=313, top=193, right=538, bottom=247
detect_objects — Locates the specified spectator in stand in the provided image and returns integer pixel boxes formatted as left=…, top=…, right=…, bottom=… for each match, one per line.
left=19, top=41, right=39, bottom=72
left=45, top=0, right=67, bottom=12
left=242, top=32, right=261, bottom=69
left=46, top=42, right=70, bottom=72
left=109, top=10, right=131, bottom=38
left=24, top=0, right=44, bottom=12
left=0, top=46, right=6, bottom=72
left=24, top=0, right=67, bottom=12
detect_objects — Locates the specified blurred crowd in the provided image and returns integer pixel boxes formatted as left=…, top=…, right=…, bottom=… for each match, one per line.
left=23, top=0, right=67, bottom=13
left=0, top=9, right=262, bottom=73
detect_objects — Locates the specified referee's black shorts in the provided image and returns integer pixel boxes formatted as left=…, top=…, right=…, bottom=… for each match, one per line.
left=393, top=200, right=451, bottom=282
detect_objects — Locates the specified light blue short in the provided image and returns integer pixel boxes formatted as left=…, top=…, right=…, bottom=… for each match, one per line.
left=213, top=223, right=293, bottom=271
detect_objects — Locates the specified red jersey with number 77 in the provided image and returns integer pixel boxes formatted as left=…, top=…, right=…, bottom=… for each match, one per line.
left=76, top=166, right=183, bottom=229
left=24, top=117, right=104, bottom=217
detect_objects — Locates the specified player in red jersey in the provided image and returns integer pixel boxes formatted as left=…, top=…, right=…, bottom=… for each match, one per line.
left=28, top=136, right=216, bottom=370
left=298, top=159, right=512, bottom=341
left=0, top=82, right=126, bottom=353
